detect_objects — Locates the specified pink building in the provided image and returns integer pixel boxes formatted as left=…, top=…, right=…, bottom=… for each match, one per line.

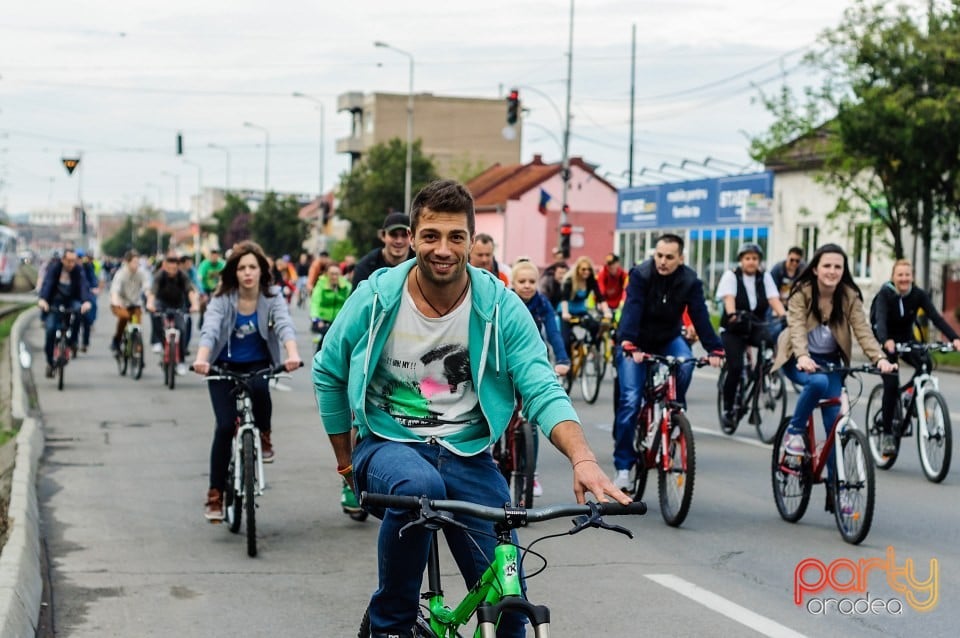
left=467, top=155, right=618, bottom=270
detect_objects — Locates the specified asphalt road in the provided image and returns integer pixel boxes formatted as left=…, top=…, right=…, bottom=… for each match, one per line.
left=28, top=301, right=960, bottom=637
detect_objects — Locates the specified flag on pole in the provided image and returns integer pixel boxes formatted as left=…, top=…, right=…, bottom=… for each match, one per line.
left=538, top=188, right=552, bottom=215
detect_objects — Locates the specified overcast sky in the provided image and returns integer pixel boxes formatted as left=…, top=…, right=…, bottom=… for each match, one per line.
left=0, top=0, right=931, bottom=215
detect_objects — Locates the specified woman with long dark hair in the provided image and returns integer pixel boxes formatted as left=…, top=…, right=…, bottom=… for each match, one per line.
left=772, top=243, right=895, bottom=511
left=191, top=241, right=302, bottom=521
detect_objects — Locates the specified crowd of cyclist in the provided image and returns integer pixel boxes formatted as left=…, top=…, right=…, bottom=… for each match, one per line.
left=32, top=178, right=960, bottom=638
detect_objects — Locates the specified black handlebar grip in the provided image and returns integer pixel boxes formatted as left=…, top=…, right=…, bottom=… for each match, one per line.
left=595, top=501, right=647, bottom=516
left=360, top=492, right=422, bottom=509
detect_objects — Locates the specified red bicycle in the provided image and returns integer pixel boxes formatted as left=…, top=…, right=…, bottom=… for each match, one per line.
left=492, top=406, right=536, bottom=507
left=626, top=352, right=709, bottom=527
left=159, top=309, right=186, bottom=390
left=772, top=364, right=880, bottom=544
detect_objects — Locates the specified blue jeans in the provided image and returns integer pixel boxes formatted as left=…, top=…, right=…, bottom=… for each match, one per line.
left=44, top=302, right=81, bottom=366
left=353, top=437, right=525, bottom=637
left=612, top=335, right=693, bottom=471
left=781, top=353, right=843, bottom=478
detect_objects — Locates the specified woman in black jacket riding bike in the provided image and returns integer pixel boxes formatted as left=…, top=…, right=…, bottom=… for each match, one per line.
left=872, top=259, right=960, bottom=455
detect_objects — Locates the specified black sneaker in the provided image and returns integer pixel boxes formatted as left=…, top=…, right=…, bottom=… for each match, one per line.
left=44, top=365, right=55, bottom=378
left=881, top=435, right=897, bottom=457
left=720, top=409, right=737, bottom=434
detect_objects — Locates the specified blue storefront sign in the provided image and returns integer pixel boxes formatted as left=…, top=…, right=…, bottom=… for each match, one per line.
left=617, top=171, right=773, bottom=230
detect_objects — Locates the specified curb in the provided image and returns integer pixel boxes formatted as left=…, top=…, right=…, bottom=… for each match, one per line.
left=0, top=307, right=42, bottom=638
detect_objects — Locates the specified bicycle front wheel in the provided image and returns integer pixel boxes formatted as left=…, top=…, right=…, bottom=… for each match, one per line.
left=771, top=416, right=811, bottom=522
left=715, top=369, right=738, bottom=435
left=166, top=339, right=177, bottom=390
left=658, top=413, right=695, bottom=527
left=56, top=342, right=66, bottom=391
left=864, top=383, right=898, bottom=469
left=242, top=430, right=257, bottom=557
left=755, top=369, right=786, bottom=444
left=226, top=452, right=242, bottom=534
left=511, top=419, right=536, bottom=507
left=918, top=390, right=952, bottom=483
left=116, top=338, right=128, bottom=376
left=580, top=343, right=603, bottom=404
left=834, top=426, right=875, bottom=545
left=131, top=331, right=144, bottom=380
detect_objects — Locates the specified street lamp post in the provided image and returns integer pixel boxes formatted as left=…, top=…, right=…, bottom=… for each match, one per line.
left=207, top=143, right=231, bottom=192
left=292, top=92, right=326, bottom=197
left=243, top=121, right=270, bottom=195
left=374, top=41, right=414, bottom=213
left=182, top=160, right=203, bottom=263
left=145, top=182, right=163, bottom=256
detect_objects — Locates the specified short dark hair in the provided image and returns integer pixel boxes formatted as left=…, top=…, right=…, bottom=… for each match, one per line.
left=655, top=233, right=685, bottom=254
left=788, top=246, right=804, bottom=257
left=474, top=233, right=495, bottom=246
left=410, top=179, right=475, bottom=237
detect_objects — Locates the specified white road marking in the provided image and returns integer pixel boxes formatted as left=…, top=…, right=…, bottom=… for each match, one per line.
left=645, top=573, right=807, bottom=638
left=692, top=426, right=771, bottom=448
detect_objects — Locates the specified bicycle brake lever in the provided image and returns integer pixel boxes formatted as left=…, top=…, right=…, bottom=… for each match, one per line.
left=398, top=499, right=466, bottom=538
left=568, top=503, right=635, bottom=539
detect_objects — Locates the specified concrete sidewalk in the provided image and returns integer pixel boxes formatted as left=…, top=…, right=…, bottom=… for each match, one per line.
left=0, top=307, right=43, bottom=638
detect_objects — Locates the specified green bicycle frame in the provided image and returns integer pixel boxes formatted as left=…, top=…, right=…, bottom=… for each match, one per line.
left=426, top=541, right=522, bottom=637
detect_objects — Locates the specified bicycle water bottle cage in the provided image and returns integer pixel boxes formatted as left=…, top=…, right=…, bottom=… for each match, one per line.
left=398, top=498, right=463, bottom=537
left=568, top=502, right=634, bottom=539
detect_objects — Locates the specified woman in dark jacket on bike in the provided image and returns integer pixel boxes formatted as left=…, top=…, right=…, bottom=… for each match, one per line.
left=872, top=259, right=960, bottom=455
left=191, top=241, right=301, bottom=521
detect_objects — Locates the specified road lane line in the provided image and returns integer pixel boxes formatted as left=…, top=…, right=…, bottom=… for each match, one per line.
left=645, top=573, right=807, bottom=638
left=691, top=426, right=771, bottom=448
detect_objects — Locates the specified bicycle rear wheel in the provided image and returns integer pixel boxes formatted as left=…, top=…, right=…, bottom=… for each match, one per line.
left=242, top=430, right=257, bottom=557
left=580, top=343, right=603, bottom=404
left=658, top=413, right=695, bottom=527
left=755, top=368, right=786, bottom=444
left=918, top=390, right=952, bottom=483
left=833, top=426, right=875, bottom=545
left=511, top=419, right=536, bottom=507
left=864, top=383, right=898, bottom=468
left=771, top=416, right=811, bottom=522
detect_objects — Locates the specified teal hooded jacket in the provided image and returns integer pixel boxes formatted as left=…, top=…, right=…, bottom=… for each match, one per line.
left=313, top=260, right=580, bottom=456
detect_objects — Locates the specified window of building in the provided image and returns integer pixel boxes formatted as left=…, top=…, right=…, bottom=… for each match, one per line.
left=852, top=222, right=872, bottom=279
left=798, top=224, right=819, bottom=260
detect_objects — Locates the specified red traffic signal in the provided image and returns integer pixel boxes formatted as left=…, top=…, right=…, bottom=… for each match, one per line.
left=560, top=223, right=573, bottom=235
left=506, top=88, right=520, bottom=125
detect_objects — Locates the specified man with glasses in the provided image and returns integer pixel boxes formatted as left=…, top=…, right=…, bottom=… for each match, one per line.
left=351, top=212, right=416, bottom=289
left=770, top=246, right=805, bottom=305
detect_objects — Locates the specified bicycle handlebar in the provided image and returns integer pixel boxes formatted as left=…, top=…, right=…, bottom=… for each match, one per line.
left=894, top=342, right=956, bottom=354
left=360, top=492, right=647, bottom=523
left=629, top=352, right=714, bottom=368
left=817, top=363, right=886, bottom=375
left=193, top=361, right=304, bottom=381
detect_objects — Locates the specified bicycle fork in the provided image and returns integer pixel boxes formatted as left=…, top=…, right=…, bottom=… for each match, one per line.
left=234, top=395, right=266, bottom=494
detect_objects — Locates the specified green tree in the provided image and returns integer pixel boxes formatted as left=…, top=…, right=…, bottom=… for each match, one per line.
left=751, top=0, right=960, bottom=283
left=328, top=237, right=358, bottom=263
left=101, top=216, right=138, bottom=257
left=249, top=192, right=307, bottom=258
left=337, top=138, right=439, bottom=251
left=212, top=193, right=252, bottom=249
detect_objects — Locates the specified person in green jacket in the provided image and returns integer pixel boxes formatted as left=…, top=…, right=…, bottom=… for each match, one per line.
left=313, top=178, right=629, bottom=638
left=309, top=262, right=351, bottom=351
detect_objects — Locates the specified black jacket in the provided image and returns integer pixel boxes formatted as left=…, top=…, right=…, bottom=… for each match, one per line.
left=619, top=259, right=722, bottom=353
left=38, top=259, right=92, bottom=308
left=873, top=283, right=959, bottom=343
left=350, top=247, right=415, bottom=291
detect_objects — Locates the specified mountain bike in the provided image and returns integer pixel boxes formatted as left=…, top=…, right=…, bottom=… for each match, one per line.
left=357, top=493, right=646, bottom=637
left=51, top=305, right=78, bottom=391
left=863, top=342, right=953, bottom=482
left=198, top=362, right=301, bottom=557
left=561, top=315, right=604, bottom=404
left=491, top=405, right=535, bottom=507
left=716, top=316, right=787, bottom=443
left=116, top=306, right=145, bottom=380
left=158, top=308, right=185, bottom=390
left=625, top=351, right=709, bottom=527
left=772, top=364, right=880, bottom=544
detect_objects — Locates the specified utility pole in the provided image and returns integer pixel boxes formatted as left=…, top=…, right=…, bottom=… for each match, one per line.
left=559, top=0, right=575, bottom=249
left=628, top=24, right=636, bottom=188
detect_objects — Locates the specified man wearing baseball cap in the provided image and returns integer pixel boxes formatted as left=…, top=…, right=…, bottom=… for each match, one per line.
left=350, top=211, right=415, bottom=288
left=716, top=242, right=786, bottom=433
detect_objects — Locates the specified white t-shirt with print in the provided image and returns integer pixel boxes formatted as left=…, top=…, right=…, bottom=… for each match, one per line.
left=366, top=283, right=483, bottom=440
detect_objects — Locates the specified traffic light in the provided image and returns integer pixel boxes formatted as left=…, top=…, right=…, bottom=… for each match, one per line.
left=506, top=89, right=519, bottom=125
left=176, top=131, right=183, bottom=155
left=560, top=222, right=572, bottom=259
